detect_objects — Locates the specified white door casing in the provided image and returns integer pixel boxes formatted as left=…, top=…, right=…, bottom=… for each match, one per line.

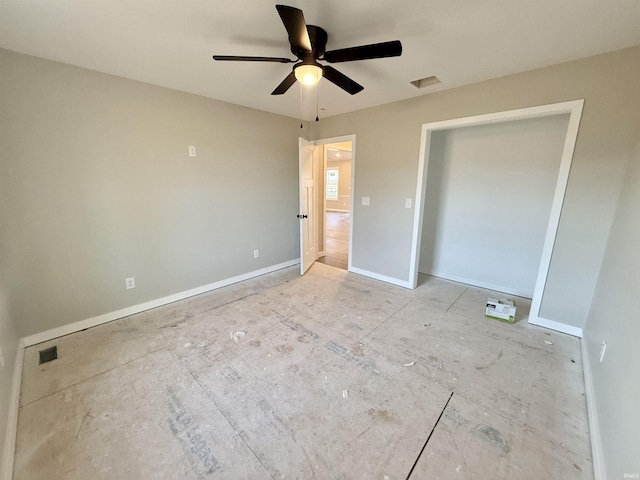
left=311, top=134, right=357, bottom=272
left=410, top=100, right=584, bottom=337
left=299, top=138, right=316, bottom=274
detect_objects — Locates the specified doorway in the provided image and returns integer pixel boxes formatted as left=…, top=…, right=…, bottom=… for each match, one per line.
left=298, top=134, right=356, bottom=275
left=409, top=101, right=584, bottom=336
left=317, top=141, right=352, bottom=270
left=419, top=114, right=570, bottom=298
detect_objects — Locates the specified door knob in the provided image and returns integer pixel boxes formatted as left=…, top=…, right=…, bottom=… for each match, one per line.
left=297, top=214, right=308, bottom=219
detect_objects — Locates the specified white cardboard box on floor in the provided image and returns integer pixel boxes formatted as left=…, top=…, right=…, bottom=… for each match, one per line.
left=486, top=296, right=516, bottom=323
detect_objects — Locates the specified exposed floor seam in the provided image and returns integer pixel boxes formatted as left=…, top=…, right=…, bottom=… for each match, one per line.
left=183, top=368, right=277, bottom=480
left=357, top=299, right=413, bottom=344
left=447, top=288, right=468, bottom=312
left=406, top=391, right=454, bottom=479
left=236, top=431, right=278, bottom=480
left=198, top=292, right=258, bottom=315
left=20, top=345, right=168, bottom=408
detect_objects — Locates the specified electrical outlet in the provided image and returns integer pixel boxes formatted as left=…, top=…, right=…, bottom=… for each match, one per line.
left=405, top=198, right=412, bottom=209
left=188, top=145, right=197, bottom=157
left=599, top=340, right=607, bottom=362
left=0, top=347, right=5, bottom=368
left=125, top=277, right=136, bottom=289
left=253, top=249, right=259, bottom=259
left=362, top=196, right=370, bottom=206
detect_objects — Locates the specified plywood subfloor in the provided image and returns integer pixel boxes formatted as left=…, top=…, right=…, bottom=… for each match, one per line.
left=14, top=264, right=593, bottom=479
left=317, top=211, right=349, bottom=270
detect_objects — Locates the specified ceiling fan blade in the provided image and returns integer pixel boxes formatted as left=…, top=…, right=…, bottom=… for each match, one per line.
left=276, top=5, right=312, bottom=53
left=271, top=71, right=298, bottom=95
left=324, top=40, right=402, bottom=63
left=322, top=66, right=364, bottom=95
left=213, top=55, right=293, bottom=63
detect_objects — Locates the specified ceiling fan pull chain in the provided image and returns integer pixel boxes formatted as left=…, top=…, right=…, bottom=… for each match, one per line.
left=300, top=83, right=304, bottom=128
left=315, top=84, right=319, bottom=122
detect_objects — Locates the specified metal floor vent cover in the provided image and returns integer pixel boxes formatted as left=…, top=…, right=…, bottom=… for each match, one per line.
left=39, top=346, right=58, bottom=364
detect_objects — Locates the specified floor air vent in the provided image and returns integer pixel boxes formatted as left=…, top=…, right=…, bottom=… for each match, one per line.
left=39, top=346, right=58, bottom=364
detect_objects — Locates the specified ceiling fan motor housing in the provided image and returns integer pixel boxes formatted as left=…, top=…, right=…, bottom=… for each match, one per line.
left=292, top=26, right=327, bottom=82
left=306, top=25, right=328, bottom=58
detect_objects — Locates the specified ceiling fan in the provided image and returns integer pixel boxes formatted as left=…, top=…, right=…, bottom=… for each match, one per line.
left=213, top=4, right=402, bottom=95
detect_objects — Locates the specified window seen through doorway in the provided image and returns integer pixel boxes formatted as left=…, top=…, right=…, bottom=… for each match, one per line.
left=326, top=168, right=339, bottom=200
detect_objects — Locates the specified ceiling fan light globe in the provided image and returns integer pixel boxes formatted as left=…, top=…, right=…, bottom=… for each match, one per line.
left=295, top=65, right=322, bottom=86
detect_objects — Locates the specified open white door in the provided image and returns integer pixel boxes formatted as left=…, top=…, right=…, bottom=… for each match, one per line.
left=299, top=138, right=317, bottom=274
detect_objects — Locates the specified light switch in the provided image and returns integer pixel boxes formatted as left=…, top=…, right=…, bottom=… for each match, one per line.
left=188, top=145, right=197, bottom=157
left=362, top=196, right=370, bottom=206
left=405, top=198, right=412, bottom=209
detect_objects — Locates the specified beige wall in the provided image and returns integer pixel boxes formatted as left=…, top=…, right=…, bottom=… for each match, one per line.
left=310, top=46, right=640, bottom=330
left=584, top=132, right=640, bottom=478
left=0, top=49, right=301, bottom=338
left=420, top=115, right=569, bottom=297
left=326, top=158, right=352, bottom=212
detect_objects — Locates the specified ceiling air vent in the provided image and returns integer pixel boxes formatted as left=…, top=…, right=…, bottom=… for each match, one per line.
left=410, top=76, right=441, bottom=89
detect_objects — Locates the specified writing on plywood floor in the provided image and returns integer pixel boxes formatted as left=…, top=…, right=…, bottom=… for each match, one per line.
left=14, top=264, right=593, bottom=479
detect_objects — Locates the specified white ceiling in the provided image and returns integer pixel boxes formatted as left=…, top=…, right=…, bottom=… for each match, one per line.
left=327, top=144, right=352, bottom=162
left=2, top=1, right=639, bottom=121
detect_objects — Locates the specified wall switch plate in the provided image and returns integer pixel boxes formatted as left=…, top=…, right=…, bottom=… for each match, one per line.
left=405, top=198, right=412, bottom=208
left=599, top=340, right=607, bottom=362
left=362, top=197, right=370, bottom=206
left=188, top=145, right=197, bottom=157
left=0, top=347, right=5, bottom=368
left=253, top=249, right=259, bottom=259
left=125, top=277, right=136, bottom=289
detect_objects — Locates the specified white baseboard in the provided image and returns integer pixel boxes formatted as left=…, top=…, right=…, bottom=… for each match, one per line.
left=2, top=338, right=25, bottom=480
left=581, top=339, right=605, bottom=479
left=3, top=260, right=300, bottom=478
left=423, top=270, right=582, bottom=337
left=425, top=270, right=533, bottom=299
left=22, top=259, right=300, bottom=347
left=528, top=316, right=583, bottom=338
left=349, top=266, right=412, bottom=289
